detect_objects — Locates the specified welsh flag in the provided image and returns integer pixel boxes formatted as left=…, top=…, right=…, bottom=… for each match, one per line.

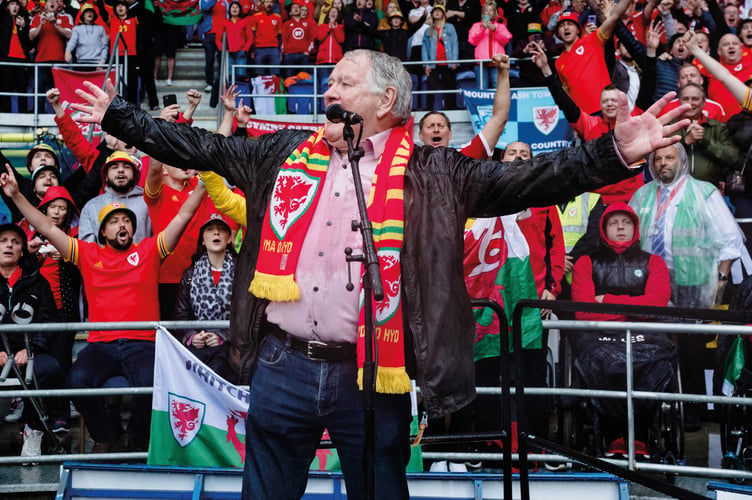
left=462, top=214, right=542, bottom=361
left=148, top=329, right=423, bottom=471
left=148, top=329, right=248, bottom=467
left=497, top=213, right=543, bottom=352
left=463, top=217, right=505, bottom=362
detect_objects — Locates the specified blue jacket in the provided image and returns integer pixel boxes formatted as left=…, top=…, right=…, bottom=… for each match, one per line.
left=421, top=22, right=458, bottom=69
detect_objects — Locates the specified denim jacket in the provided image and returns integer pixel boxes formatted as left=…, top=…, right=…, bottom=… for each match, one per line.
left=421, top=22, right=458, bottom=69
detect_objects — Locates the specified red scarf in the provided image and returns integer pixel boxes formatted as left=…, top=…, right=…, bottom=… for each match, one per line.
left=251, top=125, right=414, bottom=393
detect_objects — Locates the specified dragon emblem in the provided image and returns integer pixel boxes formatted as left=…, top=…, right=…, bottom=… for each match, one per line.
left=532, top=106, right=559, bottom=135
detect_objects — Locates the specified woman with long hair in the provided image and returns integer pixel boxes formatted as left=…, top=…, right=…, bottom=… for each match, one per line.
left=174, top=213, right=237, bottom=381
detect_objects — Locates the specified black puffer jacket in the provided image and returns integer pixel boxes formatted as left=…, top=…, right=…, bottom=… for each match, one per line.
left=102, top=97, right=637, bottom=417
left=0, top=259, right=59, bottom=355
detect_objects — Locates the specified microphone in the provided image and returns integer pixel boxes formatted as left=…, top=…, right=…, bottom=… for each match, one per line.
left=326, top=103, right=363, bottom=124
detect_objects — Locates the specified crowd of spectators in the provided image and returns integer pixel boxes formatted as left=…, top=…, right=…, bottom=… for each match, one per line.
left=1, top=0, right=752, bottom=475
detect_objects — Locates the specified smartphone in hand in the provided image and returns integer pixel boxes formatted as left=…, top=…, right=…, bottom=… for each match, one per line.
left=163, top=94, right=178, bottom=107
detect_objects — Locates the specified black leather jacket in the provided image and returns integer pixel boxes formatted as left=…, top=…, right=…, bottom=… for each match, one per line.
left=102, top=97, right=637, bottom=417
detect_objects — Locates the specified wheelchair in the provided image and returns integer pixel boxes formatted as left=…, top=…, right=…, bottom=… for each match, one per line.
left=557, top=329, right=685, bottom=471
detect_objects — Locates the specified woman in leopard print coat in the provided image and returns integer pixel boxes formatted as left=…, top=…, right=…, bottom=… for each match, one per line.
left=174, top=213, right=237, bottom=382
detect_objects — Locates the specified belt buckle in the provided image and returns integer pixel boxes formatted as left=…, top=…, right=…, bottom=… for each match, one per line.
left=307, top=340, right=329, bottom=360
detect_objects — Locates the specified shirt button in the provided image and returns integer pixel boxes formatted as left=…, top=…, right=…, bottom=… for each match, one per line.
left=334, top=192, right=340, bottom=197
left=326, top=221, right=332, bottom=226
left=318, top=251, right=324, bottom=257
left=313, top=286, right=319, bottom=292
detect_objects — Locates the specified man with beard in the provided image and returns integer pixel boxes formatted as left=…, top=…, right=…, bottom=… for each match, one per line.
left=78, top=151, right=152, bottom=243
left=629, top=142, right=751, bottom=429
left=0, top=163, right=206, bottom=452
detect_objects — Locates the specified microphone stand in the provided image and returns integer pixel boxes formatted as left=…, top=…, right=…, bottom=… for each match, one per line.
left=342, top=118, right=383, bottom=500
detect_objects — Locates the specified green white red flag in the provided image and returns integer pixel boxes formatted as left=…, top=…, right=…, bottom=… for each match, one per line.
left=148, top=329, right=423, bottom=471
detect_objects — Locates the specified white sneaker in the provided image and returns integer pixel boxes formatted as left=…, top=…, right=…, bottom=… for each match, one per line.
left=204, top=84, right=213, bottom=92
left=5, top=397, right=23, bottom=422
left=429, top=460, right=448, bottom=472
left=21, top=424, right=42, bottom=465
left=70, top=401, right=80, bottom=420
left=166, top=79, right=173, bottom=87
left=448, top=461, right=468, bottom=472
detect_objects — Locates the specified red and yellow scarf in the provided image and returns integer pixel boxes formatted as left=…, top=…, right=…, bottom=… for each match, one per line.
left=250, top=125, right=413, bottom=394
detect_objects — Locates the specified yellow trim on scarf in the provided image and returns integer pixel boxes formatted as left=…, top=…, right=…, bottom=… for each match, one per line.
left=357, top=366, right=412, bottom=394
left=249, top=271, right=301, bottom=301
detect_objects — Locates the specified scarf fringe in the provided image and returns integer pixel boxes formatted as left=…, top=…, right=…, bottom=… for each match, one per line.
left=249, top=271, right=301, bottom=302
left=357, top=366, right=412, bottom=394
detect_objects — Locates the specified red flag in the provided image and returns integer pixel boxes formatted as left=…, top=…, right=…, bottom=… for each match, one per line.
left=52, top=68, right=110, bottom=142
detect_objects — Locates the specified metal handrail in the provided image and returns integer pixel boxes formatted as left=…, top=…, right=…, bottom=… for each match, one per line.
left=215, top=32, right=229, bottom=128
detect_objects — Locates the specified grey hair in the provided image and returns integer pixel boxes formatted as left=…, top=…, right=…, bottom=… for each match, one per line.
left=342, top=49, right=413, bottom=124
left=648, top=142, right=689, bottom=186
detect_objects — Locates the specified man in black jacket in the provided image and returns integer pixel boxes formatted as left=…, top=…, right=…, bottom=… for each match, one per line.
left=73, top=49, right=690, bottom=500
left=0, top=223, right=63, bottom=461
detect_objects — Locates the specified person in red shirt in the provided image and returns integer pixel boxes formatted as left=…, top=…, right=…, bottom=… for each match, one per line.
left=217, top=0, right=254, bottom=81
left=315, top=3, right=344, bottom=71
left=281, top=0, right=314, bottom=77
left=554, top=1, right=629, bottom=116
left=109, top=0, right=139, bottom=104
left=698, top=33, right=752, bottom=118
left=248, top=0, right=282, bottom=76
left=0, top=0, right=31, bottom=113
left=570, top=202, right=672, bottom=458
left=659, top=63, right=726, bottom=121
left=534, top=43, right=645, bottom=204
left=144, top=156, right=213, bottom=321
left=0, top=163, right=206, bottom=453
left=29, top=0, right=71, bottom=62
left=28, top=0, right=71, bottom=110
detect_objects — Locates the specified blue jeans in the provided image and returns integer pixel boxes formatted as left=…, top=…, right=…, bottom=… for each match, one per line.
left=282, top=52, right=310, bottom=78
left=254, top=47, right=281, bottom=76
left=229, top=51, right=248, bottom=81
left=474, top=64, right=498, bottom=90
left=67, top=340, right=155, bottom=443
left=242, top=333, right=412, bottom=500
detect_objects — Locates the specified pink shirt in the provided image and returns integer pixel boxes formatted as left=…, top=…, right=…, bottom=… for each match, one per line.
left=265, top=129, right=391, bottom=343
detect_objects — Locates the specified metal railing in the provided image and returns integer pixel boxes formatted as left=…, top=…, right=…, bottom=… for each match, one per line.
left=218, top=56, right=533, bottom=122
left=0, top=306, right=750, bottom=491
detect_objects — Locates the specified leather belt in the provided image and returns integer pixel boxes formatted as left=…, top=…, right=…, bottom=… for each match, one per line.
left=265, top=322, right=357, bottom=362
